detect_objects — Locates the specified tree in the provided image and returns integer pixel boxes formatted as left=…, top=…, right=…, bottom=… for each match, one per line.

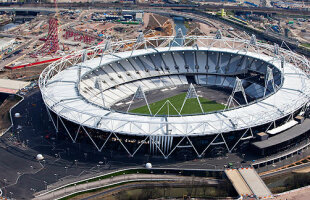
left=186, top=175, right=195, bottom=196
left=163, top=182, right=169, bottom=198
left=140, top=184, right=159, bottom=199
left=202, top=182, right=208, bottom=197
left=114, top=190, right=126, bottom=200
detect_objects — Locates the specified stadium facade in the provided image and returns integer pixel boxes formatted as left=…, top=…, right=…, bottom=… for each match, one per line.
left=39, top=33, right=310, bottom=159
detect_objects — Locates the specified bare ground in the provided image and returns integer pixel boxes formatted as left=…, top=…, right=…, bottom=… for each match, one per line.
left=0, top=64, right=47, bottom=80
left=0, top=95, right=22, bottom=135
left=274, top=186, right=310, bottom=200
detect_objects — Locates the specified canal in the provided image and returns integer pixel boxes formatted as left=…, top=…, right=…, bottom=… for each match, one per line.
left=172, top=17, right=187, bottom=46
left=0, top=22, right=19, bottom=31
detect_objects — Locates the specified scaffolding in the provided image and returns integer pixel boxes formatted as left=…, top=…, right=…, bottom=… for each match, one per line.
left=36, top=18, right=60, bottom=56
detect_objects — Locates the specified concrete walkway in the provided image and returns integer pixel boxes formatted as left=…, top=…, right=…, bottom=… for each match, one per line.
left=225, top=168, right=272, bottom=199
left=225, top=169, right=253, bottom=197
left=239, top=168, right=272, bottom=199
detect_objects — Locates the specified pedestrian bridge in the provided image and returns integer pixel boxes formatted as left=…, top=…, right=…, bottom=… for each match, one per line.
left=225, top=167, right=272, bottom=199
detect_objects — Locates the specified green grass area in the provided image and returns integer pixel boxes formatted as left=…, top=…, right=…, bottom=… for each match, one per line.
left=130, top=93, right=225, bottom=115
left=65, top=169, right=150, bottom=189
left=301, top=43, right=310, bottom=49
left=59, top=181, right=135, bottom=200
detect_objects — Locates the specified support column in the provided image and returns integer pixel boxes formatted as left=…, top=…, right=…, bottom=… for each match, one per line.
left=264, top=67, right=275, bottom=96
left=225, top=77, right=248, bottom=109
left=180, top=83, right=204, bottom=114
left=127, top=86, right=152, bottom=115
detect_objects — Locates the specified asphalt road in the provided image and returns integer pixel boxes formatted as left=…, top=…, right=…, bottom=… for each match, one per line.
left=3, top=3, right=310, bottom=16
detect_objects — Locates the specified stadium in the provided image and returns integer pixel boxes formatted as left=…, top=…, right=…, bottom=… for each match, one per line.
left=39, top=32, right=310, bottom=159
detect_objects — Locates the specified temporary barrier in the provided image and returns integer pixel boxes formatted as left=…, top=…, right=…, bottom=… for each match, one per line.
left=5, top=57, right=61, bottom=70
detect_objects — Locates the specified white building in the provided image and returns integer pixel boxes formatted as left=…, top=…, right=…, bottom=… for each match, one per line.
left=135, top=12, right=143, bottom=22
left=0, top=38, right=15, bottom=51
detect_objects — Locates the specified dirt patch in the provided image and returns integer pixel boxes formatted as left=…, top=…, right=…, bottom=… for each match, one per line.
left=0, top=64, right=47, bottom=80
left=185, top=21, right=205, bottom=36
left=274, top=186, right=310, bottom=200
left=199, top=23, right=217, bottom=35
left=146, top=14, right=169, bottom=29
left=144, top=13, right=173, bottom=37
left=0, top=95, right=22, bottom=135
left=95, top=22, right=115, bottom=31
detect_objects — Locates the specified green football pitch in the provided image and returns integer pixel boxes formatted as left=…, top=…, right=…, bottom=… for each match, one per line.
left=130, top=93, right=225, bottom=115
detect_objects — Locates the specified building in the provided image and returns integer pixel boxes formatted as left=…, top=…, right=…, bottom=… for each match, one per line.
left=135, top=12, right=143, bottom=22
left=39, top=35, right=310, bottom=159
left=0, top=38, right=15, bottom=52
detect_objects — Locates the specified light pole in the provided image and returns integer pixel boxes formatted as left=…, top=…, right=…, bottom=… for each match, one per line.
left=54, top=173, right=58, bottom=181
left=9, top=191, right=13, bottom=199
left=43, top=181, right=47, bottom=190
left=3, top=178, right=7, bottom=187
left=74, top=160, right=78, bottom=168
left=99, top=161, right=104, bottom=170
left=65, top=166, right=68, bottom=174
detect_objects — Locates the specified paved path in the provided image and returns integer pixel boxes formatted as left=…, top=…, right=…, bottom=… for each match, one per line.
left=226, top=168, right=273, bottom=199
left=239, top=168, right=272, bottom=199
left=225, top=169, right=253, bottom=197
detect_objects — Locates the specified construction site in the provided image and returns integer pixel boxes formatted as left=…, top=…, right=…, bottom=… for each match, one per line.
left=0, top=1, right=310, bottom=199
left=2, top=4, right=310, bottom=82
left=0, top=7, right=253, bottom=81
left=0, top=10, right=175, bottom=80
left=215, top=8, right=310, bottom=47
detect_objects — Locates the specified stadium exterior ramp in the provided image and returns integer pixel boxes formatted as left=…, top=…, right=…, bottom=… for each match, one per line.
left=225, top=168, right=272, bottom=199
left=39, top=35, right=310, bottom=158
left=239, top=168, right=272, bottom=199
left=225, top=169, right=253, bottom=197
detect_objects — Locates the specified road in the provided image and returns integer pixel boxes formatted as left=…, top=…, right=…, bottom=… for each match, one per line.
left=3, top=3, right=310, bottom=16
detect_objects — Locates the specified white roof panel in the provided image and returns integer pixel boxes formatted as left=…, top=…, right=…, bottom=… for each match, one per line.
left=41, top=46, right=310, bottom=136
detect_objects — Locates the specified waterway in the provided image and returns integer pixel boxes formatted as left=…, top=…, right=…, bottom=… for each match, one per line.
left=0, top=23, right=19, bottom=31
left=172, top=17, right=187, bottom=47
left=263, top=171, right=310, bottom=194
left=97, top=172, right=310, bottom=199
left=82, top=182, right=238, bottom=200
left=106, top=185, right=237, bottom=199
